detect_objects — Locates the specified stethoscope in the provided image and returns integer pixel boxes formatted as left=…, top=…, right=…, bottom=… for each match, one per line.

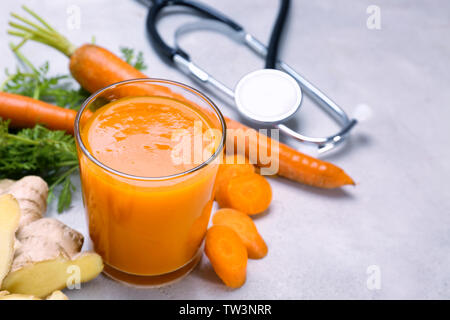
left=142, top=0, right=357, bottom=152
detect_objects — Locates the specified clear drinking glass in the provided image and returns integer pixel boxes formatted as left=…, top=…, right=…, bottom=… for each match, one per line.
left=74, top=79, right=225, bottom=286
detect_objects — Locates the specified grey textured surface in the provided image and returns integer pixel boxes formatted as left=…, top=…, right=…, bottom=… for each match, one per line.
left=0, top=0, right=449, bottom=299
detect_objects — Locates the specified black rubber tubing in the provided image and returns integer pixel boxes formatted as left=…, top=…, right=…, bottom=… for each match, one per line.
left=265, top=0, right=291, bottom=69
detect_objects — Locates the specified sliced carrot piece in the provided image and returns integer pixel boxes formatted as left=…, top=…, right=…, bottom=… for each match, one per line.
left=212, top=208, right=268, bottom=259
left=216, top=173, right=272, bottom=215
left=215, top=154, right=255, bottom=204
left=215, top=154, right=254, bottom=196
left=204, top=225, right=248, bottom=288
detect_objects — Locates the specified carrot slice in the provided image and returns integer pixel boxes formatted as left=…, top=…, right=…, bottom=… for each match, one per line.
left=215, top=154, right=255, bottom=199
left=212, top=208, right=268, bottom=259
left=216, top=173, right=272, bottom=215
left=205, top=225, right=248, bottom=288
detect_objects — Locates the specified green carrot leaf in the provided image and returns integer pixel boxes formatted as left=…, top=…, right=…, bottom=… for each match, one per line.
left=0, top=119, right=78, bottom=213
left=120, top=46, right=147, bottom=71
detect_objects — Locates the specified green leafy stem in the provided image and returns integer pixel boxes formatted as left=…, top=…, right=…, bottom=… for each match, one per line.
left=8, top=5, right=76, bottom=57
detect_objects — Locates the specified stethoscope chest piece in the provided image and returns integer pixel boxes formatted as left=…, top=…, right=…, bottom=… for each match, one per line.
left=234, top=69, right=302, bottom=124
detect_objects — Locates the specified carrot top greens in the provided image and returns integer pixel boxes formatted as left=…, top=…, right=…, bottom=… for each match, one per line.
left=120, top=47, right=147, bottom=72
left=0, top=120, right=78, bottom=213
left=8, top=5, right=76, bottom=57
left=8, top=6, right=149, bottom=74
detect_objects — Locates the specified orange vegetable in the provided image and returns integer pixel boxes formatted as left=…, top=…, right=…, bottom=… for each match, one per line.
left=70, top=44, right=147, bottom=94
left=7, top=7, right=355, bottom=188
left=0, top=91, right=91, bottom=134
left=225, top=117, right=355, bottom=188
left=205, top=225, right=247, bottom=288
left=216, top=173, right=272, bottom=215
left=215, top=154, right=255, bottom=199
left=212, top=208, right=268, bottom=259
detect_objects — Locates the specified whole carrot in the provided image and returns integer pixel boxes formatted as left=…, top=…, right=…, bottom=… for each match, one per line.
left=226, top=117, right=355, bottom=188
left=0, top=91, right=78, bottom=134
left=7, top=6, right=355, bottom=188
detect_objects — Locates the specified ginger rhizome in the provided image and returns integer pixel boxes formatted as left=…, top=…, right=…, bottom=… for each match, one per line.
left=0, top=290, right=68, bottom=300
left=0, top=194, right=20, bottom=288
left=0, top=176, right=103, bottom=298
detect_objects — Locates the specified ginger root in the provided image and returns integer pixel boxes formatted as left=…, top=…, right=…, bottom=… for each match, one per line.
left=0, top=176, right=48, bottom=229
left=0, top=292, right=41, bottom=300
left=3, top=253, right=103, bottom=298
left=0, top=176, right=103, bottom=298
left=0, top=290, right=69, bottom=300
left=16, top=218, right=84, bottom=258
left=0, top=195, right=20, bottom=287
left=46, top=290, right=69, bottom=300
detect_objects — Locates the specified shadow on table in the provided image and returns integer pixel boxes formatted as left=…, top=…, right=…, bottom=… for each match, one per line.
left=276, top=176, right=356, bottom=200
left=319, top=132, right=372, bottom=162
left=190, top=258, right=224, bottom=287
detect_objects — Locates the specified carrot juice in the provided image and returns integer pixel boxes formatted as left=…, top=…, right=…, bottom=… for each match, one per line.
left=75, top=79, right=225, bottom=285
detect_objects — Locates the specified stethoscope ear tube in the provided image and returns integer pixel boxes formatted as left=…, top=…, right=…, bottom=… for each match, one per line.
left=146, top=0, right=190, bottom=62
left=146, top=0, right=243, bottom=62
left=265, top=0, right=290, bottom=69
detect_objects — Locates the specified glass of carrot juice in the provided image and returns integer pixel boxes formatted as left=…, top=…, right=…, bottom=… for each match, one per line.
left=74, top=79, right=225, bottom=286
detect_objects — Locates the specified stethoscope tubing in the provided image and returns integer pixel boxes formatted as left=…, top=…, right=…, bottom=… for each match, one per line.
left=145, top=0, right=357, bottom=152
